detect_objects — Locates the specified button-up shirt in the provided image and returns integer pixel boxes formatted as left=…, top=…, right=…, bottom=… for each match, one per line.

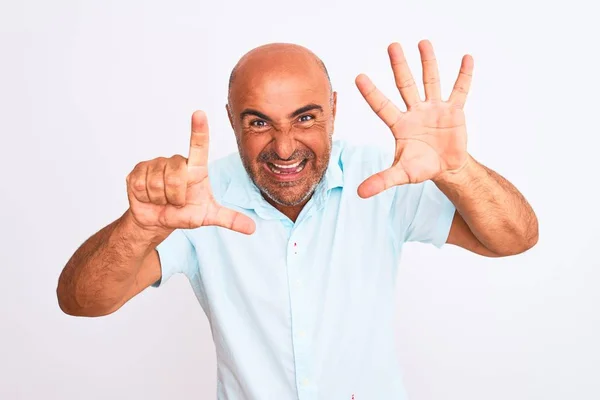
left=153, top=139, right=456, bottom=399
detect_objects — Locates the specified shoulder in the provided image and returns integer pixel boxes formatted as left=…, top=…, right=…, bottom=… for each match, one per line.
left=334, top=139, right=395, bottom=185
left=206, top=151, right=246, bottom=199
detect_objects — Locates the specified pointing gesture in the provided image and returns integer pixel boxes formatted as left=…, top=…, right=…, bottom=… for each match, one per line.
left=355, top=40, right=473, bottom=198
left=126, top=110, right=256, bottom=234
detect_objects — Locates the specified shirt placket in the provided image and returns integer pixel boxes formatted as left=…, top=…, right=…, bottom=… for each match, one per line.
left=286, top=222, right=318, bottom=400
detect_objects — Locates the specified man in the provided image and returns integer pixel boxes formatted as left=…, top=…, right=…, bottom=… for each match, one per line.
left=57, top=40, right=538, bottom=399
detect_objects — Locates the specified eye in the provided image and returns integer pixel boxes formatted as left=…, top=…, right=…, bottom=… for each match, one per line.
left=298, top=114, right=314, bottom=123
left=250, top=119, right=268, bottom=128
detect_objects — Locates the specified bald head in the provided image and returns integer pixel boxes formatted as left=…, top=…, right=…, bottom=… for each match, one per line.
left=227, top=43, right=332, bottom=105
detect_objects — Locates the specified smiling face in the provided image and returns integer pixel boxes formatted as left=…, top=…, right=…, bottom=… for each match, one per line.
left=226, top=44, right=337, bottom=217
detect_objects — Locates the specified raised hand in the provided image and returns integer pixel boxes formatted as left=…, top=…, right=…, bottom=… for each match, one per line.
left=355, top=40, right=474, bottom=198
left=126, top=110, right=256, bottom=235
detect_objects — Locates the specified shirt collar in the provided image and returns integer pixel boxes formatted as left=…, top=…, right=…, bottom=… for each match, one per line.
left=221, top=141, right=344, bottom=219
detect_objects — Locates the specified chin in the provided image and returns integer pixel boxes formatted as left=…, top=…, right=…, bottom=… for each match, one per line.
left=263, top=186, right=313, bottom=207
left=260, top=181, right=320, bottom=207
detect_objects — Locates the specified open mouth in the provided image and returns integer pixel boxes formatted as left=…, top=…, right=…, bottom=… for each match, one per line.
left=266, top=159, right=308, bottom=175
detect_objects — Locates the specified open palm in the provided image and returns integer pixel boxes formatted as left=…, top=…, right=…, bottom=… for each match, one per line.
left=355, top=40, right=473, bottom=198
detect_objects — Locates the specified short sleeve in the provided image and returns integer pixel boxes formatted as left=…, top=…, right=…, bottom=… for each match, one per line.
left=395, top=180, right=456, bottom=248
left=152, top=229, right=198, bottom=287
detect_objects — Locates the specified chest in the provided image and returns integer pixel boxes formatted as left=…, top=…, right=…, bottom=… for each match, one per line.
left=193, top=193, right=400, bottom=325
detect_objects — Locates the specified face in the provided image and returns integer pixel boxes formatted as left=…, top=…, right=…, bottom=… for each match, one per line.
left=227, top=62, right=337, bottom=208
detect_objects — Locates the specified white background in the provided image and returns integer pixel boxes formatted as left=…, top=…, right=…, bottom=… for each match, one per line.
left=1, top=0, right=599, bottom=399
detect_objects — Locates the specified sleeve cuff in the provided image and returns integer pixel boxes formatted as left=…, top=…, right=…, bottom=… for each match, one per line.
left=432, top=196, right=456, bottom=248
left=151, top=229, right=189, bottom=288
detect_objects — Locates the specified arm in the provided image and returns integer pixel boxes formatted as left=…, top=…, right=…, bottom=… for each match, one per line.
left=57, top=110, right=254, bottom=317
left=355, top=40, right=538, bottom=257
left=57, top=210, right=167, bottom=317
left=435, top=155, right=538, bottom=257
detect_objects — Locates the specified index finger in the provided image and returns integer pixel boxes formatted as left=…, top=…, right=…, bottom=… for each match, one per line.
left=207, top=205, right=257, bottom=235
left=188, top=110, right=209, bottom=168
left=355, top=74, right=404, bottom=129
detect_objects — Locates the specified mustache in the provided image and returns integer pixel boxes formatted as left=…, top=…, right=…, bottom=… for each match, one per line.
left=258, top=149, right=315, bottom=163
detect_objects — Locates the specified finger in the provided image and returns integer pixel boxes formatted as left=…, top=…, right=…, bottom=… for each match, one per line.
left=206, top=204, right=256, bottom=235
left=188, top=110, right=209, bottom=168
left=146, top=158, right=168, bottom=205
left=355, top=74, right=404, bottom=129
left=448, top=54, right=474, bottom=108
left=357, top=166, right=410, bottom=199
left=418, top=40, right=441, bottom=101
left=127, top=162, right=151, bottom=203
left=164, top=155, right=188, bottom=207
left=388, top=42, right=421, bottom=108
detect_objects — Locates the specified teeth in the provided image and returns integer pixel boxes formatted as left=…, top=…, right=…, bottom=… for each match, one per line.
left=273, top=160, right=302, bottom=169
left=269, top=160, right=306, bottom=174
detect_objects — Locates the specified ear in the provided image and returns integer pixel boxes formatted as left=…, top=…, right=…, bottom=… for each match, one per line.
left=329, top=91, right=338, bottom=136
left=332, top=91, right=338, bottom=118
left=226, top=104, right=234, bottom=129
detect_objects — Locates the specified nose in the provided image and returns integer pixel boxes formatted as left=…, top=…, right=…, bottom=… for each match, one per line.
left=272, top=134, right=296, bottom=160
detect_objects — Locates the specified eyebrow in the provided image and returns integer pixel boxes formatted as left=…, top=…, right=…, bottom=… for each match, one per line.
left=239, top=103, right=324, bottom=121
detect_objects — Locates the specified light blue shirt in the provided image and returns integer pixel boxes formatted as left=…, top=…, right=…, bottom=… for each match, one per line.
left=153, top=139, right=456, bottom=400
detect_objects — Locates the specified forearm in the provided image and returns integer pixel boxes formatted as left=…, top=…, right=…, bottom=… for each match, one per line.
left=57, top=210, right=169, bottom=315
left=434, top=155, right=538, bottom=255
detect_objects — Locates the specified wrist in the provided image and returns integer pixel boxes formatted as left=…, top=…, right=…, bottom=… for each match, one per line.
left=120, top=209, right=173, bottom=247
left=434, top=154, right=475, bottom=187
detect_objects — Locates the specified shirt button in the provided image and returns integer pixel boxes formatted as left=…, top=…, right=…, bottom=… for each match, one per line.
left=301, top=378, right=309, bottom=386
left=295, top=279, right=302, bottom=287
left=298, top=330, right=306, bottom=338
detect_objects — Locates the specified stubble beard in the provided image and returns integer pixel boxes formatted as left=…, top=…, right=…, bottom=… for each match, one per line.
left=239, top=138, right=332, bottom=207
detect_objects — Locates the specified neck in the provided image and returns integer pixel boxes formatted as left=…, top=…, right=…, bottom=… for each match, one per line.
left=264, top=196, right=310, bottom=222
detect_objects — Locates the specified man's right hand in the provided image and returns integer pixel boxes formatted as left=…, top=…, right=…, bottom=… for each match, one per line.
left=125, top=110, right=256, bottom=235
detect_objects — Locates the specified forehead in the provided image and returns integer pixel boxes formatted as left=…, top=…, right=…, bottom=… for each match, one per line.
left=230, top=56, right=330, bottom=116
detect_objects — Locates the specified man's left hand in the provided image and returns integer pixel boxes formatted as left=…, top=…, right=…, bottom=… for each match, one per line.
left=355, top=40, right=474, bottom=198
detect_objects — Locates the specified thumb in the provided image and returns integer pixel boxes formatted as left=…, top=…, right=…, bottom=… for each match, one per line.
left=357, top=166, right=410, bottom=198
